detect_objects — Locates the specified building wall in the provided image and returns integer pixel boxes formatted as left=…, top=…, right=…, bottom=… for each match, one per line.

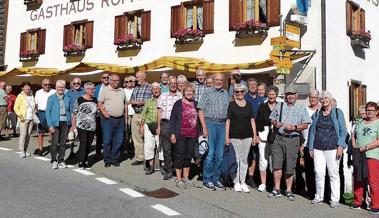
left=0, top=0, right=8, bottom=69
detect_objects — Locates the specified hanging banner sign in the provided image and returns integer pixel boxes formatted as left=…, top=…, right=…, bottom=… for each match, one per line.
left=285, top=23, right=301, bottom=49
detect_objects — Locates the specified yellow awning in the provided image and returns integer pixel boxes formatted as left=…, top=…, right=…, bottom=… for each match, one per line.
left=3, top=67, right=61, bottom=77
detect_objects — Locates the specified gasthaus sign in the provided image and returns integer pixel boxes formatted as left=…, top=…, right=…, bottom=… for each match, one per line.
left=30, top=0, right=128, bottom=21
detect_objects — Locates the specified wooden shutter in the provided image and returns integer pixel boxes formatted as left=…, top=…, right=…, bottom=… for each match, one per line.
left=359, top=9, right=365, bottom=32
left=63, top=24, right=73, bottom=50
left=203, top=0, right=214, bottom=34
left=19, top=32, right=28, bottom=56
left=229, top=0, right=242, bottom=31
left=114, top=15, right=124, bottom=44
left=171, top=5, right=183, bottom=38
left=85, top=21, right=94, bottom=48
left=37, top=29, right=46, bottom=54
left=346, top=1, right=353, bottom=35
left=266, top=0, right=280, bottom=27
left=141, top=11, right=151, bottom=42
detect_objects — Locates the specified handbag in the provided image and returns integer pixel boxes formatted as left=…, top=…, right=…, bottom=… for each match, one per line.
left=33, top=113, right=40, bottom=124
left=267, top=102, right=283, bottom=144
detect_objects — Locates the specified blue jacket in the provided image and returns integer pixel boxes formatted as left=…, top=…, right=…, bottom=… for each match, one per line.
left=46, top=94, right=71, bottom=128
left=66, top=88, right=85, bottom=113
left=307, top=107, right=347, bottom=150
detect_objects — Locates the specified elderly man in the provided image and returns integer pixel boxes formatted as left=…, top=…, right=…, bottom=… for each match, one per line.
left=98, top=74, right=128, bottom=167
left=206, top=76, right=213, bottom=88
left=130, top=71, right=152, bottom=166
left=160, top=72, right=169, bottom=93
left=94, top=73, right=110, bottom=156
left=157, top=76, right=182, bottom=180
left=198, top=73, right=229, bottom=191
left=139, top=82, right=163, bottom=175
left=35, top=79, right=56, bottom=155
left=123, top=75, right=136, bottom=158
left=268, top=86, right=311, bottom=201
left=5, top=85, right=17, bottom=137
left=193, top=67, right=207, bottom=102
left=0, top=81, right=8, bottom=140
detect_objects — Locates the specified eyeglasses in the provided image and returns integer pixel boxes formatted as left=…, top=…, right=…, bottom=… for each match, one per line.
left=366, top=109, right=377, bottom=112
left=125, top=80, right=135, bottom=83
left=101, top=76, right=109, bottom=79
left=73, top=82, right=81, bottom=85
left=43, top=84, right=51, bottom=86
left=234, top=90, right=244, bottom=94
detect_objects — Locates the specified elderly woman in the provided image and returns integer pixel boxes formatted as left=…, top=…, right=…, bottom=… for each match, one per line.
left=225, top=83, right=258, bottom=193
left=14, top=81, right=35, bottom=158
left=351, top=102, right=379, bottom=215
left=71, top=82, right=97, bottom=169
left=177, top=75, right=188, bottom=93
left=308, top=91, right=347, bottom=208
left=257, top=82, right=268, bottom=101
left=46, top=80, right=71, bottom=169
left=169, top=83, right=199, bottom=189
left=255, top=85, right=279, bottom=192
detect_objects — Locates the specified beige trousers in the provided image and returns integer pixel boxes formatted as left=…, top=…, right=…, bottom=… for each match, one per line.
left=19, top=119, right=33, bottom=152
left=131, top=113, right=144, bottom=161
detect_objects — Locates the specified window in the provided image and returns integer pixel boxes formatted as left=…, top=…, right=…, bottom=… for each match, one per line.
left=346, top=1, right=365, bottom=35
left=229, top=0, right=280, bottom=30
left=171, top=0, right=214, bottom=37
left=63, top=20, right=94, bottom=51
left=114, top=10, right=151, bottom=44
left=349, top=80, right=367, bottom=120
left=19, top=29, right=46, bottom=58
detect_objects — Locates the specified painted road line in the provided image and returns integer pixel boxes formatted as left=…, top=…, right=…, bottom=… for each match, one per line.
left=151, top=204, right=181, bottom=216
left=15, top=151, right=22, bottom=154
left=96, top=177, right=117, bottom=185
left=0, top=147, right=12, bottom=151
left=119, top=188, right=144, bottom=198
left=73, top=169, right=96, bottom=176
left=67, top=165, right=74, bottom=168
left=33, top=156, right=51, bottom=161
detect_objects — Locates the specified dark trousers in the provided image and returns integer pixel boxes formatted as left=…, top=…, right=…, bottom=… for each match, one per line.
left=174, top=136, right=196, bottom=169
left=122, top=115, right=134, bottom=156
left=160, top=121, right=173, bottom=173
left=7, top=112, right=17, bottom=134
left=304, top=147, right=316, bottom=199
left=50, top=121, right=68, bottom=163
left=77, top=128, right=95, bottom=164
left=95, top=116, right=103, bottom=155
left=101, top=117, right=125, bottom=164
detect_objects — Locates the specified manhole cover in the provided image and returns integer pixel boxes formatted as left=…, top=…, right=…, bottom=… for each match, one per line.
left=143, top=188, right=179, bottom=199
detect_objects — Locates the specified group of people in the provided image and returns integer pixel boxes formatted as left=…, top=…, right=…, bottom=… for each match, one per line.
left=0, top=68, right=378, bottom=215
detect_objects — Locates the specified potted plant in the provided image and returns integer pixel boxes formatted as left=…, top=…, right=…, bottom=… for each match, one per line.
left=233, top=20, right=269, bottom=38
left=114, top=34, right=142, bottom=51
left=19, top=49, right=40, bottom=62
left=173, top=28, right=204, bottom=45
left=350, top=30, right=371, bottom=49
left=63, top=44, right=86, bottom=57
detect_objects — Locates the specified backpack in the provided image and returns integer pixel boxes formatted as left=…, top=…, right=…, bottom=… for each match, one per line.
left=220, top=145, right=237, bottom=187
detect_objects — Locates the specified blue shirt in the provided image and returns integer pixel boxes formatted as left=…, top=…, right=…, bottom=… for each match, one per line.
left=66, top=88, right=85, bottom=114
left=46, top=94, right=71, bottom=128
left=244, top=93, right=264, bottom=118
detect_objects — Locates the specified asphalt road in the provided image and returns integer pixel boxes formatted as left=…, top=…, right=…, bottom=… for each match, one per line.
left=0, top=136, right=374, bottom=218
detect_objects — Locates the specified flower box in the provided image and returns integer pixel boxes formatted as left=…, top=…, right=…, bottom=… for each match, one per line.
left=114, top=34, right=142, bottom=51
left=63, top=44, right=86, bottom=57
left=173, top=29, right=204, bottom=45
left=233, top=20, right=269, bottom=39
left=19, top=50, right=40, bottom=62
left=350, top=31, right=371, bottom=49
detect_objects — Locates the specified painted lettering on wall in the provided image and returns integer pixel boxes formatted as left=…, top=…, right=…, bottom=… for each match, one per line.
left=30, top=0, right=127, bottom=21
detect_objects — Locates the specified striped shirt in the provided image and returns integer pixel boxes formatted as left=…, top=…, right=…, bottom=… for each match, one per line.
left=193, top=80, right=208, bottom=102
left=141, top=98, right=158, bottom=124
left=157, top=91, right=182, bottom=120
left=198, top=87, right=229, bottom=120
left=131, top=82, right=152, bottom=114
left=269, top=102, right=311, bottom=136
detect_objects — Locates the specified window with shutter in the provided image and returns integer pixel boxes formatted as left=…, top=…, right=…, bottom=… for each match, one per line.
left=19, top=29, right=46, bottom=61
left=63, top=20, right=93, bottom=56
left=346, top=1, right=370, bottom=48
left=349, top=80, right=367, bottom=120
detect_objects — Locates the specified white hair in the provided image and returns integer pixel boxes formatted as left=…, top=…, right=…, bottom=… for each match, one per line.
left=177, top=75, right=188, bottom=83
left=196, top=67, right=205, bottom=76
left=56, top=80, right=66, bottom=87
left=309, top=89, right=319, bottom=97
left=319, top=91, right=333, bottom=100
left=84, top=82, right=95, bottom=89
left=151, top=82, right=160, bottom=88
left=234, top=83, right=247, bottom=92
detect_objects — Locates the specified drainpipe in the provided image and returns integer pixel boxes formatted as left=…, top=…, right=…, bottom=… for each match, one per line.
left=321, top=0, right=326, bottom=90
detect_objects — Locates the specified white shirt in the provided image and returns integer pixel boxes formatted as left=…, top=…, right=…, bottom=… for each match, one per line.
left=35, top=89, right=55, bottom=111
left=25, top=95, right=34, bottom=120
left=303, top=106, right=318, bottom=147
left=124, top=88, right=135, bottom=116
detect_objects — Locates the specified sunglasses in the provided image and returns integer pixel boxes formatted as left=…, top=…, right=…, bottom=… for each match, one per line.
left=73, top=82, right=81, bottom=85
left=43, top=84, right=51, bottom=86
left=125, top=80, right=135, bottom=83
left=234, top=90, right=244, bottom=94
left=102, top=76, right=109, bottom=79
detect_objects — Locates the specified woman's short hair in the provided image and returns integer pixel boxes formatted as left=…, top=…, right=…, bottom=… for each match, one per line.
left=20, top=81, right=31, bottom=88
left=183, top=82, right=195, bottom=94
left=177, top=75, right=188, bottom=83
left=267, top=85, right=279, bottom=96
left=56, top=80, right=66, bottom=88
left=358, top=105, right=366, bottom=112
left=234, top=83, right=247, bottom=92
left=366, top=101, right=379, bottom=111
left=84, top=82, right=95, bottom=89
left=319, top=91, right=333, bottom=100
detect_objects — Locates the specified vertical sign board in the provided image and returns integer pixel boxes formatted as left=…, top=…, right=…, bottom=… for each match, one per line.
left=285, top=23, right=301, bottom=49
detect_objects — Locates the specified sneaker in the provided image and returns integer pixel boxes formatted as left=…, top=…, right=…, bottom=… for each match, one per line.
left=25, top=152, right=32, bottom=157
left=330, top=201, right=339, bottom=208
left=84, top=162, right=92, bottom=170
left=240, top=183, right=250, bottom=193
left=257, top=184, right=266, bottom=192
left=285, top=191, right=295, bottom=201
left=370, top=208, right=379, bottom=215
left=311, top=198, right=323, bottom=205
left=19, top=152, right=26, bottom=158
left=51, top=161, right=58, bottom=169
left=78, top=162, right=85, bottom=169
left=268, top=189, right=282, bottom=198
left=214, top=181, right=226, bottom=190
left=234, top=183, right=242, bottom=192
left=176, top=180, right=187, bottom=189
left=203, top=182, right=216, bottom=191
left=182, top=178, right=195, bottom=187
left=58, top=162, right=67, bottom=169
left=350, top=203, right=361, bottom=210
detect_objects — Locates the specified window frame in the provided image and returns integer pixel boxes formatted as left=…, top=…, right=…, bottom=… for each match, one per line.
left=63, top=20, right=94, bottom=51
left=346, top=1, right=366, bottom=36
left=349, top=80, right=367, bottom=121
left=114, top=10, right=151, bottom=45
left=19, top=28, right=46, bottom=59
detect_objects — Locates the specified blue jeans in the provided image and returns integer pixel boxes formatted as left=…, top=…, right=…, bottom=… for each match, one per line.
left=203, top=120, right=225, bottom=184
left=101, top=117, right=125, bottom=164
